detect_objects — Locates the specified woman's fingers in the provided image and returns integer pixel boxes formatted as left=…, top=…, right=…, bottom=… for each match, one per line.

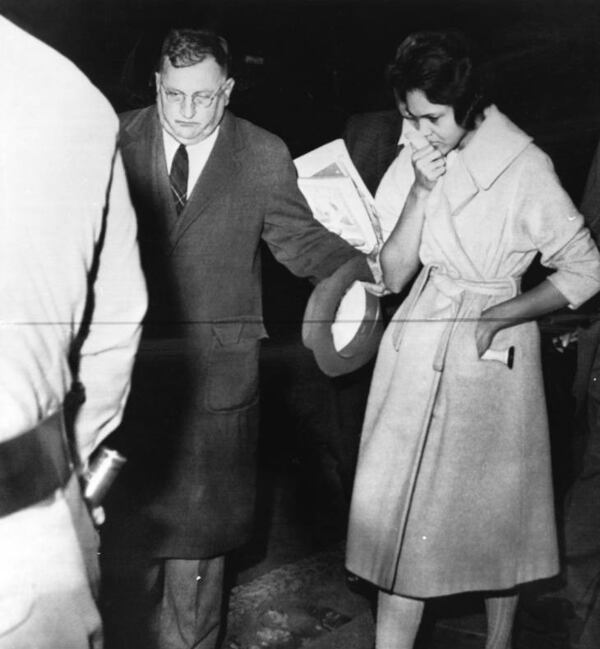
left=411, top=143, right=440, bottom=161
left=411, top=143, right=447, bottom=189
left=415, top=156, right=445, bottom=181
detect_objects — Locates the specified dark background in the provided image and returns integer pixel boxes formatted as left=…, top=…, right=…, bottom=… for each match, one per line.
left=6, top=3, right=600, bottom=209
left=6, top=0, right=600, bottom=184
left=7, top=0, right=597, bottom=338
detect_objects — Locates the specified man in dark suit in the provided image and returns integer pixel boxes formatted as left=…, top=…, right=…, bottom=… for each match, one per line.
left=343, top=109, right=403, bottom=196
left=100, top=28, right=370, bottom=649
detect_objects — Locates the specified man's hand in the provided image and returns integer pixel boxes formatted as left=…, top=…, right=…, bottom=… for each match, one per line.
left=90, top=506, right=106, bottom=527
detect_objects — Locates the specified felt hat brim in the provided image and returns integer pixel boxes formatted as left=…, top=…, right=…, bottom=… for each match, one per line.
left=302, top=257, right=384, bottom=377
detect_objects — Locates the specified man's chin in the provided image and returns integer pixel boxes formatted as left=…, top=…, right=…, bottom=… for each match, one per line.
left=174, top=122, right=216, bottom=143
left=174, top=129, right=204, bottom=144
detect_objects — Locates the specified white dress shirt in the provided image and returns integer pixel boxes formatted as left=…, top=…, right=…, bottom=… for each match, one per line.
left=163, top=127, right=220, bottom=196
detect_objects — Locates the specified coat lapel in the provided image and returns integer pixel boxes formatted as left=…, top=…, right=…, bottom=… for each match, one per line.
left=169, top=111, right=240, bottom=249
left=443, top=105, right=533, bottom=216
left=425, top=168, right=483, bottom=280
left=120, top=107, right=179, bottom=237
left=150, top=117, right=180, bottom=237
left=423, top=106, right=533, bottom=280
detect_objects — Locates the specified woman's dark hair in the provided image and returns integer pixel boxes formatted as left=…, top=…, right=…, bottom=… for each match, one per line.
left=387, top=31, right=489, bottom=130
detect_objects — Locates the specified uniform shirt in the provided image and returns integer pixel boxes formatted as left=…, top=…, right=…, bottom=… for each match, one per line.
left=0, top=16, right=147, bottom=460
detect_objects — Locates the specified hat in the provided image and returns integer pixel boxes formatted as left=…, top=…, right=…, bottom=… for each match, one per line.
left=303, top=259, right=384, bottom=377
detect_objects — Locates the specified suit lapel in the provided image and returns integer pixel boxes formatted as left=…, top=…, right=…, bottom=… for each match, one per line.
left=149, top=117, right=180, bottom=237
left=169, top=112, right=240, bottom=249
left=121, top=107, right=179, bottom=237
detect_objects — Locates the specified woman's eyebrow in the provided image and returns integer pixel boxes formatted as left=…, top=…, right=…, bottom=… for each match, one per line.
left=406, top=108, right=442, bottom=120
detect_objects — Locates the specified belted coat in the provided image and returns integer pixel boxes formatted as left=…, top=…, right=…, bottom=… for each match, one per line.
left=346, top=107, right=600, bottom=597
left=104, top=107, right=362, bottom=558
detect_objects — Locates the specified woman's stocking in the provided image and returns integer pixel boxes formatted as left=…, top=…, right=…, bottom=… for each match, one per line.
left=376, top=590, right=425, bottom=649
left=484, top=591, right=519, bottom=649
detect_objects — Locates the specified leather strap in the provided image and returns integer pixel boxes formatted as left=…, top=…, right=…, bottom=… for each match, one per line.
left=0, top=411, right=73, bottom=517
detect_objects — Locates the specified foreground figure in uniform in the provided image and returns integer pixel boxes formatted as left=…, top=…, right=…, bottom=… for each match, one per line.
left=346, top=30, right=600, bottom=649
left=0, top=13, right=146, bottom=649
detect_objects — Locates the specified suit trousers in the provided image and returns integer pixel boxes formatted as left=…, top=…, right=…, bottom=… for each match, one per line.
left=103, top=555, right=225, bottom=649
left=0, top=474, right=102, bottom=649
left=563, top=374, right=600, bottom=649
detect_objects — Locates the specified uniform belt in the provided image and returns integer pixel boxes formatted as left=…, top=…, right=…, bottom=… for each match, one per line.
left=0, top=411, right=73, bottom=517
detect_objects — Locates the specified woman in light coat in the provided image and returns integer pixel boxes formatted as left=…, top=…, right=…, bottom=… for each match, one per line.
left=346, top=31, right=600, bottom=649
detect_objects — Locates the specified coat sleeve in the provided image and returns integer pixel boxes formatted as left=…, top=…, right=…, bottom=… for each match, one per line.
left=261, top=139, right=370, bottom=282
left=580, top=138, right=600, bottom=241
left=517, top=149, right=600, bottom=309
left=73, top=150, right=148, bottom=461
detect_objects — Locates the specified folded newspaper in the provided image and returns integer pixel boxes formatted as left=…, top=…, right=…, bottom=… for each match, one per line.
left=294, top=139, right=383, bottom=255
left=294, top=140, right=385, bottom=351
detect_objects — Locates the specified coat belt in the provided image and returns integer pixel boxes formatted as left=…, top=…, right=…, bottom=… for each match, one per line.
left=391, top=265, right=520, bottom=371
left=432, top=270, right=520, bottom=371
left=0, top=411, right=73, bottom=517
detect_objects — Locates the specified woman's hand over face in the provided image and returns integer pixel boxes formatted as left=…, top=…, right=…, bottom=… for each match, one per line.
left=411, top=142, right=446, bottom=192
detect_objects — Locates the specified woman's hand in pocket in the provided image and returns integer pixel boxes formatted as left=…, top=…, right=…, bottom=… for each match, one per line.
left=475, top=318, right=499, bottom=357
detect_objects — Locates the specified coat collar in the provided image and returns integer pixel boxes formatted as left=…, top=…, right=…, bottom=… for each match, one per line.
left=121, top=108, right=242, bottom=249
left=423, top=106, right=533, bottom=279
left=461, top=105, right=533, bottom=190
left=442, top=105, right=533, bottom=215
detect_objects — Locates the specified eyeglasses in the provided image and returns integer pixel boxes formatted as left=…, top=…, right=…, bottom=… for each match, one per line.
left=159, top=79, right=229, bottom=109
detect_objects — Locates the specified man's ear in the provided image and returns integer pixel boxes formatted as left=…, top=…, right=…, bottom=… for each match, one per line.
left=223, top=78, right=235, bottom=106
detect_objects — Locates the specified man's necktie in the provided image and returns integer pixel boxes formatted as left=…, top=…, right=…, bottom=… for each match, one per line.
left=170, top=144, right=188, bottom=215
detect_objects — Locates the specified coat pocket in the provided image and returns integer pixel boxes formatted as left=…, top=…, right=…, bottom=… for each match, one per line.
left=206, top=319, right=268, bottom=413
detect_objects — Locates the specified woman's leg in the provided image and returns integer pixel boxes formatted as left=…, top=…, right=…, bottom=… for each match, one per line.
left=484, top=591, right=519, bottom=649
left=376, top=590, right=425, bottom=649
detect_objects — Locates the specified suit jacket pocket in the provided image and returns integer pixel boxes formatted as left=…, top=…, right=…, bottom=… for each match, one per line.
left=206, top=319, right=268, bottom=413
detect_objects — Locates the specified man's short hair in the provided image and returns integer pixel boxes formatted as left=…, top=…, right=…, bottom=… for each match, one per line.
left=158, top=28, right=231, bottom=76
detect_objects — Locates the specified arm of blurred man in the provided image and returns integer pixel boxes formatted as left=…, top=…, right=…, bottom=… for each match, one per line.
left=72, top=151, right=147, bottom=462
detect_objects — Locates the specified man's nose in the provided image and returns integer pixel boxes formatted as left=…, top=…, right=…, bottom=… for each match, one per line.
left=180, top=96, right=196, bottom=118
